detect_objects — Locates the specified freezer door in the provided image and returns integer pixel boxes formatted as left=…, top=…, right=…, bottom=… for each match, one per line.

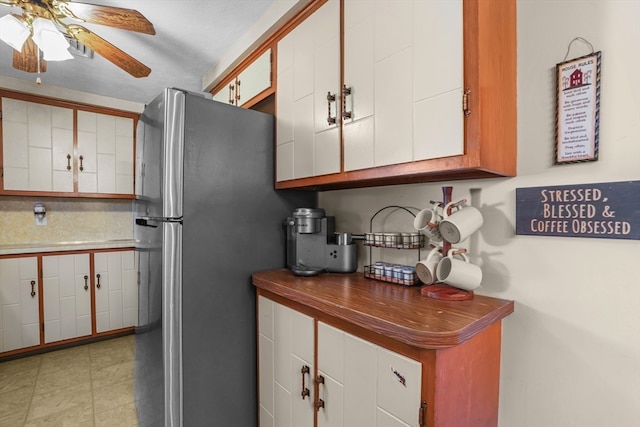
left=162, top=89, right=185, bottom=219
left=135, top=87, right=185, bottom=220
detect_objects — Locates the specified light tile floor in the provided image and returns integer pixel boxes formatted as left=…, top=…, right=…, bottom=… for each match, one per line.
left=0, top=335, right=138, bottom=427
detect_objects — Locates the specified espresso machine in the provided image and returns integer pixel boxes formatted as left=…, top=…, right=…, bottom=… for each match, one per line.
left=285, top=208, right=358, bottom=276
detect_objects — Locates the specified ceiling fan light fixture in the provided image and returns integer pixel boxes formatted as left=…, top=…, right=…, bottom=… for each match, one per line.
left=31, top=17, right=74, bottom=61
left=0, top=14, right=30, bottom=51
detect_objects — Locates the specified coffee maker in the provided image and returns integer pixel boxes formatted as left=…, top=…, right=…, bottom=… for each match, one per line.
left=285, top=208, right=358, bottom=276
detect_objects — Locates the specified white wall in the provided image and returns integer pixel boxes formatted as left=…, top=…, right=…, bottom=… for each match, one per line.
left=318, top=1, right=640, bottom=426
left=0, top=75, right=144, bottom=113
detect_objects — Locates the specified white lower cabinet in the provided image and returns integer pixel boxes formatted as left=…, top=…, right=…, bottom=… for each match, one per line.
left=94, top=250, right=138, bottom=333
left=259, top=295, right=315, bottom=427
left=0, top=249, right=138, bottom=357
left=0, top=257, right=40, bottom=352
left=42, top=253, right=92, bottom=343
left=258, top=296, right=422, bottom=427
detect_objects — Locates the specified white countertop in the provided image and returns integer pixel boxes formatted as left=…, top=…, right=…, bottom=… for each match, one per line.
left=0, top=240, right=136, bottom=256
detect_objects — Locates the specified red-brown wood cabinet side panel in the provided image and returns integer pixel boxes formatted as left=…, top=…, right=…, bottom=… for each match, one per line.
left=423, top=321, right=503, bottom=427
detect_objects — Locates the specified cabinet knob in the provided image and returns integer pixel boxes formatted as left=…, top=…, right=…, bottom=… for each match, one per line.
left=84, top=275, right=88, bottom=291
left=79, top=155, right=84, bottom=172
left=66, top=154, right=72, bottom=171
left=30, top=280, right=36, bottom=298
left=96, top=273, right=101, bottom=289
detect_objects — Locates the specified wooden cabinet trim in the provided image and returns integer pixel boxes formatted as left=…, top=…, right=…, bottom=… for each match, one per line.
left=0, top=89, right=140, bottom=118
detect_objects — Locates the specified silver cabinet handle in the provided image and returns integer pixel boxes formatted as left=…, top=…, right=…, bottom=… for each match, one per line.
left=301, top=365, right=310, bottom=400
left=315, top=374, right=325, bottom=410
left=342, top=85, right=352, bottom=120
left=228, top=83, right=235, bottom=104
left=326, top=92, right=337, bottom=125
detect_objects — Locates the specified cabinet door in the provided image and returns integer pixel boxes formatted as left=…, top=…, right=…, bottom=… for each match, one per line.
left=276, top=0, right=340, bottom=181
left=318, top=322, right=421, bottom=427
left=1, top=98, right=74, bottom=192
left=318, top=322, right=378, bottom=427
left=0, top=257, right=40, bottom=352
left=42, top=254, right=91, bottom=343
left=212, top=82, right=235, bottom=104
left=94, top=250, right=138, bottom=333
left=258, top=296, right=315, bottom=427
left=343, top=0, right=464, bottom=171
left=237, top=49, right=272, bottom=106
left=376, top=348, right=422, bottom=427
left=77, top=111, right=134, bottom=195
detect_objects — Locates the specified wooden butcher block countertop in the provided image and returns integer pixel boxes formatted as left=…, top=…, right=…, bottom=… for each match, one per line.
left=252, top=269, right=514, bottom=349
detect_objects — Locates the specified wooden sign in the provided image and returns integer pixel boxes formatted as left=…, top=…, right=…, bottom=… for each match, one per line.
left=516, top=181, right=640, bottom=240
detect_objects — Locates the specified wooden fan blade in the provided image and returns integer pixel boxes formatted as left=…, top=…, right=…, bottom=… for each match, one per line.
left=12, top=38, right=47, bottom=73
left=67, top=25, right=151, bottom=78
left=59, top=2, right=155, bottom=35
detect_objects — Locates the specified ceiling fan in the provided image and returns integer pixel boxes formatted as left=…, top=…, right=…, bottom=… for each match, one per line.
left=0, top=0, right=155, bottom=78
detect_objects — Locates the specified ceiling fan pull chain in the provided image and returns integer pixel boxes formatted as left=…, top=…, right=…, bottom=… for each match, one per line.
left=36, top=50, right=42, bottom=85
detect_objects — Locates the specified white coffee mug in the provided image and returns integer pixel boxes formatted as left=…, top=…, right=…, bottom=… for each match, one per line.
left=439, top=201, right=484, bottom=244
left=413, top=206, right=443, bottom=243
left=415, top=247, right=443, bottom=285
left=436, top=249, right=482, bottom=291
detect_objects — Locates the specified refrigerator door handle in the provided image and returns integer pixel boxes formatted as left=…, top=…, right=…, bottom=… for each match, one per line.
left=135, top=217, right=184, bottom=228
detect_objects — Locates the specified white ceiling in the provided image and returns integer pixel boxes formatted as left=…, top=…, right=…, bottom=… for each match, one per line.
left=0, top=0, right=297, bottom=105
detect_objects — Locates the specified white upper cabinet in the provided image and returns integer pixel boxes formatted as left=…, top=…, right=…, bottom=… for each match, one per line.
left=276, top=0, right=341, bottom=182
left=1, top=92, right=137, bottom=198
left=2, top=98, right=74, bottom=192
left=77, top=111, right=134, bottom=195
left=273, top=0, right=516, bottom=189
left=212, top=49, right=273, bottom=107
left=343, top=0, right=464, bottom=171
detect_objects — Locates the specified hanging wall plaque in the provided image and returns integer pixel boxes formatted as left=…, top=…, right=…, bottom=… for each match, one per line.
left=555, top=46, right=601, bottom=164
left=516, top=181, right=639, bottom=240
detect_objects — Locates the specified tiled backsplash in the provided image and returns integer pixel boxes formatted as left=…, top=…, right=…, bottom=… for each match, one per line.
left=0, top=196, right=133, bottom=245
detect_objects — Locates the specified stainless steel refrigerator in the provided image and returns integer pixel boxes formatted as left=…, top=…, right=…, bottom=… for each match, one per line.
left=133, top=88, right=315, bottom=427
